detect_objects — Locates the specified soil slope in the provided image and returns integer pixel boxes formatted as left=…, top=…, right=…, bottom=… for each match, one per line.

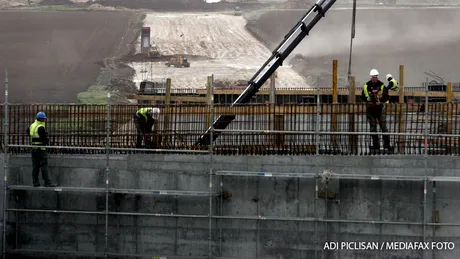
left=95, top=0, right=271, bottom=12
left=0, top=11, right=141, bottom=103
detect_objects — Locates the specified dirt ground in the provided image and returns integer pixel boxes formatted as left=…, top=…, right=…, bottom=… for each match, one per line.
left=94, top=0, right=271, bottom=12
left=245, top=7, right=460, bottom=88
left=127, top=12, right=311, bottom=89
left=0, top=11, right=143, bottom=103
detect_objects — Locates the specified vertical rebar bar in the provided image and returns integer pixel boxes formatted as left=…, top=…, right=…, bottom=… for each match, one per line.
left=2, top=69, right=9, bottom=259
left=208, top=75, right=214, bottom=259
left=105, top=93, right=111, bottom=258
left=422, top=78, right=428, bottom=259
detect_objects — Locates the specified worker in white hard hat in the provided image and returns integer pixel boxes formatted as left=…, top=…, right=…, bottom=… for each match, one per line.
left=134, top=107, right=160, bottom=148
left=385, top=74, right=399, bottom=92
left=361, top=69, right=393, bottom=153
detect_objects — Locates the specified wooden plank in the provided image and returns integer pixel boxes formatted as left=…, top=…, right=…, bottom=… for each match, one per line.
left=331, top=60, right=338, bottom=148
left=190, top=88, right=452, bottom=98
left=206, top=76, right=212, bottom=128
left=127, top=95, right=207, bottom=103
left=163, top=79, right=172, bottom=146
left=348, top=76, right=358, bottom=154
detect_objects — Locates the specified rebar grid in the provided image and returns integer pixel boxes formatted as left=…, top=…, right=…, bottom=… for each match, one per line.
left=2, top=102, right=460, bottom=156
left=2, top=72, right=458, bottom=259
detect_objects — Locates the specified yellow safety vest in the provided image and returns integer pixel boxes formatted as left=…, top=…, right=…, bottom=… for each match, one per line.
left=136, top=108, right=150, bottom=121
left=363, top=82, right=389, bottom=104
left=29, top=120, right=46, bottom=150
left=389, top=78, right=399, bottom=91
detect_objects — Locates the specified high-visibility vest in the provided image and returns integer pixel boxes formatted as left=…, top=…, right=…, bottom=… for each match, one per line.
left=136, top=108, right=150, bottom=121
left=389, top=78, right=399, bottom=91
left=29, top=120, right=46, bottom=150
left=363, top=82, right=389, bottom=104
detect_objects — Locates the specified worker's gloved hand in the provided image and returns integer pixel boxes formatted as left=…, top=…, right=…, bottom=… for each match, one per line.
left=367, top=96, right=372, bottom=102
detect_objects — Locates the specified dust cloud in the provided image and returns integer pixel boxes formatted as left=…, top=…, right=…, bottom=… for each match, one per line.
left=296, top=8, right=460, bottom=57
left=261, top=7, right=460, bottom=86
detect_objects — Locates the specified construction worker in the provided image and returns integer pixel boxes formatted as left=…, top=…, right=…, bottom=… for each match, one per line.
left=134, top=107, right=160, bottom=148
left=362, top=69, right=393, bottom=153
left=385, top=74, right=399, bottom=92
left=27, top=112, right=57, bottom=187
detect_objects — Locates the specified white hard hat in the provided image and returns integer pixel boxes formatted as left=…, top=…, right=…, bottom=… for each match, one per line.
left=150, top=107, right=160, bottom=119
left=386, top=74, right=392, bottom=80
left=370, top=69, right=379, bottom=76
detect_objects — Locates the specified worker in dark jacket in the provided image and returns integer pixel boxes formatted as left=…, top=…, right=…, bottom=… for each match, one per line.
left=134, top=107, right=160, bottom=148
left=362, top=69, right=393, bottom=153
left=27, top=112, right=57, bottom=187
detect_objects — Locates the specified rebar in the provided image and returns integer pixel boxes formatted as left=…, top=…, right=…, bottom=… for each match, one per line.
left=3, top=78, right=460, bottom=259
left=2, top=69, right=8, bottom=259
left=213, top=129, right=460, bottom=138
left=8, top=144, right=210, bottom=153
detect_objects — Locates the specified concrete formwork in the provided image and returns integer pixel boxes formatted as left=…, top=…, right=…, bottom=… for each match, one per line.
left=1, top=153, right=460, bottom=258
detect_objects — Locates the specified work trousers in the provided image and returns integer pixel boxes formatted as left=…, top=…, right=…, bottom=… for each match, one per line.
left=32, top=148, right=52, bottom=186
left=366, top=105, right=390, bottom=148
left=134, top=120, right=154, bottom=148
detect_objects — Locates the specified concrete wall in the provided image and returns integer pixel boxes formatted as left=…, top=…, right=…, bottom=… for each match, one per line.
left=1, top=154, right=460, bottom=258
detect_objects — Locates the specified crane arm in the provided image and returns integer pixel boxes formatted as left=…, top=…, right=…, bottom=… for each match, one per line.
left=195, top=0, right=338, bottom=146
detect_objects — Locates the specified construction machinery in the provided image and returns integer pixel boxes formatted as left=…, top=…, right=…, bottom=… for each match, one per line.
left=195, top=0, right=338, bottom=146
left=138, top=80, right=165, bottom=95
left=165, top=55, right=190, bottom=68
left=148, top=44, right=161, bottom=58
left=141, top=27, right=151, bottom=54
left=234, top=6, right=242, bottom=16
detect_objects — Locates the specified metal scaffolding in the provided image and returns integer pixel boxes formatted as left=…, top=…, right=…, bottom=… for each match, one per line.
left=1, top=72, right=459, bottom=259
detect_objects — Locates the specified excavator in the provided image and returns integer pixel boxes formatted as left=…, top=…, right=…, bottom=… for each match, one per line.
left=165, top=55, right=190, bottom=68
left=195, top=0, right=338, bottom=146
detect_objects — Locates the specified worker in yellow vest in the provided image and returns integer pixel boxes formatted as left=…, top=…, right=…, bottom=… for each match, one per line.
left=27, top=112, right=57, bottom=187
left=134, top=107, right=160, bottom=148
left=362, top=69, right=393, bottom=153
left=385, top=74, right=399, bottom=92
